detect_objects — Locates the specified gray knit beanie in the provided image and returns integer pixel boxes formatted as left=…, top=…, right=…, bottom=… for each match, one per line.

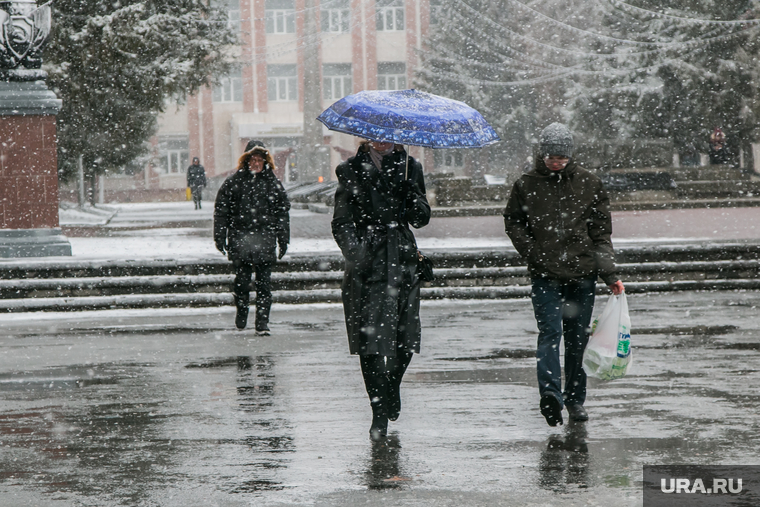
left=539, top=123, right=573, bottom=158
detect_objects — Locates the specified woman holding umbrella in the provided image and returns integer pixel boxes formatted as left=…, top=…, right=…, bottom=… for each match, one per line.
left=331, top=139, right=431, bottom=441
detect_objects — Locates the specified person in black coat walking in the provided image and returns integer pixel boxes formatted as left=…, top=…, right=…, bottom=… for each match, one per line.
left=332, top=140, right=431, bottom=441
left=214, top=140, right=290, bottom=333
left=186, top=157, right=207, bottom=209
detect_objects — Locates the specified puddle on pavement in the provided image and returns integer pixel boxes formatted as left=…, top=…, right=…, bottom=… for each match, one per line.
left=717, top=342, right=760, bottom=350
left=407, top=367, right=534, bottom=384
left=364, top=435, right=410, bottom=490
left=0, top=357, right=294, bottom=502
left=634, top=325, right=737, bottom=336
left=439, top=348, right=535, bottom=361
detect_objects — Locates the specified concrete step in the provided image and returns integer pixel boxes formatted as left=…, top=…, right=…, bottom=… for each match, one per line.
left=2, top=278, right=760, bottom=312
left=1, top=243, right=760, bottom=310
left=674, top=180, right=760, bottom=198
left=1, top=259, right=758, bottom=300
left=669, top=166, right=750, bottom=182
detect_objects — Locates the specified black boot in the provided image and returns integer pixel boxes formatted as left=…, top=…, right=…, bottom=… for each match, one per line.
left=566, top=403, right=588, bottom=422
left=361, top=355, right=389, bottom=441
left=540, top=394, right=564, bottom=427
left=386, top=352, right=413, bottom=422
left=369, top=401, right=388, bottom=442
left=387, top=380, right=401, bottom=422
left=235, top=296, right=249, bottom=330
left=255, top=303, right=271, bottom=335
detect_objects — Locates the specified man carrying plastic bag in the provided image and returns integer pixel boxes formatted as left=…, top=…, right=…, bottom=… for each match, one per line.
left=583, top=292, right=632, bottom=380
left=504, top=123, right=625, bottom=427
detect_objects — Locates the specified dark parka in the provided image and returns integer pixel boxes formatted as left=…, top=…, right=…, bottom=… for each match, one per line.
left=504, top=158, right=619, bottom=285
left=187, top=164, right=207, bottom=189
left=214, top=167, right=290, bottom=264
left=332, top=144, right=431, bottom=357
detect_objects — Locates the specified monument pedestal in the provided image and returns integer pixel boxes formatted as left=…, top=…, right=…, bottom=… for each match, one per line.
left=0, top=77, right=71, bottom=258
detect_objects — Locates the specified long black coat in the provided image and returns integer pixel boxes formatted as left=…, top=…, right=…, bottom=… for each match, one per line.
left=214, top=167, right=290, bottom=264
left=504, top=158, right=618, bottom=285
left=332, top=145, right=431, bottom=356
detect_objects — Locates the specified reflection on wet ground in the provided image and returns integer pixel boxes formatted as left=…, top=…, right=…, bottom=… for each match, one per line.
left=0, top=292, right=760, bottom=505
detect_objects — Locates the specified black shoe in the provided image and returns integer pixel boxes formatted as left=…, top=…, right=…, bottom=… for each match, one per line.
left=387, top=381, right=401, bottom=422
left=255, top=323, right=270, bottom=336
left=235, top=305, right=249, bottom=330
left=369, top=404, right=388, bottom=442
left=566, top=403, right=589, bottom=422
left=540, top=394, right=564, bottom=427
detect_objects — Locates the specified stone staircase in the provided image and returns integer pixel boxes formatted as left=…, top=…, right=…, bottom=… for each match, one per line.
left=2, top=241, right=760, bottom=312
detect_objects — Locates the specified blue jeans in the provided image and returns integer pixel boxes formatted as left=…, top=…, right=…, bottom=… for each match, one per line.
left=531, top=277, right=596, bottom=407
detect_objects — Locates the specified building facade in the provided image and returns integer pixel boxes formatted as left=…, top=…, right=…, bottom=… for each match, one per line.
left=149, top=0, right=462, bottom=188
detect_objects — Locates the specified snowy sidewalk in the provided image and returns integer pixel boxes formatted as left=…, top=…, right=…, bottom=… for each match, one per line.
left=44, top=201, right=760, bottom=265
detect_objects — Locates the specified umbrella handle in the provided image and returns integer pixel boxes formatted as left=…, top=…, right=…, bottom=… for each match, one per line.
left=405, top=145, right=409, bottom=181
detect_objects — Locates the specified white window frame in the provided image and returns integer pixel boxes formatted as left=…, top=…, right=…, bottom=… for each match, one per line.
left=376, top=0, right=404, bottom=31
left=268, top=65, right=298, bottom=102
left=377, top=62, right=406, bottom=91
left=162, top=150, right=190, bottom=174
left=323, top=63, right=352, bottom=100
left=322, top=7, right=350, bottom=32
left=227, top=9, right=241, bottom=31
left=266, top=9, right=296, bottom=33
left=323, top=75, right=352, bottom=100
left=429, top=0, right=442, bottom=25
left=213, top=72, right=243, bottom=103
left=157, top=137, right=189, bottom=174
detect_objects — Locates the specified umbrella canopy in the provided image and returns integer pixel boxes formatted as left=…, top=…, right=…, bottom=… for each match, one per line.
left=317, top=89, right=500, bottom=149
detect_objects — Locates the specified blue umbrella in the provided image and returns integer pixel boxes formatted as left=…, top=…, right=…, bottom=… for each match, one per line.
left=317, top=89, right=500, bottom=149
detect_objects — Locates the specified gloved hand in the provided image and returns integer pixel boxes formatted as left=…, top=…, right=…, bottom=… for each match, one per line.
left=215, top=239, right=227, bottom=255
left=400, top=180, right=423, bottom=204
left=278, top=242, right=288, bottom=259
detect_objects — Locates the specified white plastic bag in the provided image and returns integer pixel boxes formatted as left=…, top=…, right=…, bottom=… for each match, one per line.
left=582, top=292, right=632, bottom=380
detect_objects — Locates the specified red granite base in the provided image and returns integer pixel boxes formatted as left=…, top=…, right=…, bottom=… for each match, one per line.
left=0, top=115, right=60, bottom=229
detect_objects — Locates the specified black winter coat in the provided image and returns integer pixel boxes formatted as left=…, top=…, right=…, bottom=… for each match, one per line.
left=332, top=145, right=431, bottom=356
left=504, top=158, right=619, bottom=285
left=187, top=164, right=207, bottom=188
left=214, top=167, right=290, bottom=264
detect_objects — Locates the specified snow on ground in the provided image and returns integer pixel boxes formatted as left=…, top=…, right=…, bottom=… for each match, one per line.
left=42, top=201, right=760, bottom=263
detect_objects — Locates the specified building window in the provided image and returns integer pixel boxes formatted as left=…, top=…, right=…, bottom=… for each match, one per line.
left=377, top=62, right=406, bottom=91
left=429, top=0, right=443, bottom=25
left=323, top=63, right=352, bottom=100
left=376, top=0, right=404, bottom=31
left=322, top=0, right=350, bottom=32
left=267, top=64, right=297, bottom=101
left=213, top=0, right=240, bottom=32
left=158, top=137, right=190, bottom=174
left=213, top=70, right=243, bottom=102
left=434, top=150, right=464, bottom=170
left=266, top=0, right=296, bottom=33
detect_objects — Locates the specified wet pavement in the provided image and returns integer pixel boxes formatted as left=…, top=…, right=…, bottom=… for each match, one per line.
left=1, top=290, right=759, bottom=506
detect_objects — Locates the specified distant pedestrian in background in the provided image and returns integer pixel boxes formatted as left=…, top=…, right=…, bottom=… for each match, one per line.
left=187, top=157, right=207, bottom=210
left=214, top=140, right=290, bottom=334
left=504, top=123, right=624, bottom=427
left=708, top=128, right=732, bottom=166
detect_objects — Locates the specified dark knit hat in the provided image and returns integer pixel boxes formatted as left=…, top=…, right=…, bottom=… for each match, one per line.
left=244, top=139, right=265, bottom=152
left=539, top=123, right=573, bottom=158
